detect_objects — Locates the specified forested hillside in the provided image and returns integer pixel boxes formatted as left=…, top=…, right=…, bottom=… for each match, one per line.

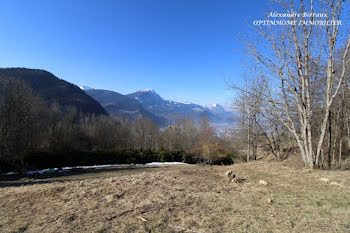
left=0, top=72, right=237, bottom=172
left=0, top=68, right=107, bottom=115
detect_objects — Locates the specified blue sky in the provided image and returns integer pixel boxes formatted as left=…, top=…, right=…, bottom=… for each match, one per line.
left=0, top=0, right=268, bottom=106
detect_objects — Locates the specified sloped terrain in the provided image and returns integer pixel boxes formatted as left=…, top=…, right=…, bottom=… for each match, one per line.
left=0, top=68, right=107, bottom=115
left=1, top=161, right=349, bottom=232
left=85, top=89, right=166, bottom=125
left=127, top=89, right=233, bottom=124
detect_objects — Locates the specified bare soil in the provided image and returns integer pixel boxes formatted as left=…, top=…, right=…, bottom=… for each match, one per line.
left=1, top=159, right=350, bottom=233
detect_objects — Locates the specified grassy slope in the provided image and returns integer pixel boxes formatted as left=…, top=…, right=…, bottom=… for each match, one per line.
left=0, top=160, right=350, bottom=233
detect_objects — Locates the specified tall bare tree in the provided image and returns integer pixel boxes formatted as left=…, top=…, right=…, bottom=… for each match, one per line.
left=0, top=78, right=45, bottom=163
left=131, top=117, right=159, bottom=150
left=241, top=0, right=350, bottom=168
left=197, top=114, right=215, bottom=164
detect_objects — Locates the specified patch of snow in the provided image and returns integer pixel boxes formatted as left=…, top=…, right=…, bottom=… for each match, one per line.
left=1, top=162, right=189, bottom=176
left=134, top=97, right=139, bottom=101
left=206, top=104, right=218, bottom=108
left=192, top=107, right=205, bottom=112
left=120, top=110, right=138, bottom=114
left=206, top=104, right=232, bottom=112
left=177, top=101, right=191, bottom=104
left=139, top=89, right=155, bottom=93
left=1, top=171, right=19, bottom=176
left=79, top=86, right=94, bottom=91
left=25, top=168, right=59, bottom=175
left=62, top=164, right=131, bottom=170
left=145, top=162, right=188, bottom=166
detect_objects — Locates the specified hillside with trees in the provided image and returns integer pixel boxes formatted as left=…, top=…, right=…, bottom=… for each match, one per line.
left=0, top=75, right=237, bottom=172
left=0, top=68, right=107, bottom=115
left=230, top=0, right=350, bottom=169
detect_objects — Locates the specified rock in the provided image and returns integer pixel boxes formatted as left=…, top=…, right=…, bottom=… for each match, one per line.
left=330, top=181, right=340, bottom=186
left=105, top=194, right=114, bottom=202
left=225, top=171, right=236, bottom=182
left=259, top=180, right=268, bottom=186
left=320, top=177, right=330, bottom=183
left=138, top=216, right=148, bottom=222
left=266, top=199, right=273, bottom=204
left=225, top=170, right=236, bottom=180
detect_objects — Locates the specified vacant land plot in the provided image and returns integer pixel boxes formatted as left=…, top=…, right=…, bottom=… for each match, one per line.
left=1, top=160, right=350, bottom=233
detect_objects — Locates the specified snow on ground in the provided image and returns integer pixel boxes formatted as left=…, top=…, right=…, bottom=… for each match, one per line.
left=61, top=164, right=131, bottom=170
left=1, top=162, right=188, bottom=176
left=145, top=162, right=188, bottom=166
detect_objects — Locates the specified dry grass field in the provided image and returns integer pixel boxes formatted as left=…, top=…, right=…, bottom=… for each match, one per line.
left=1, top=157, right=350, bottom=233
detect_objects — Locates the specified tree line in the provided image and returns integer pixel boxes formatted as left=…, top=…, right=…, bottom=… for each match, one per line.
left=0, top=78, right=238, bottom=172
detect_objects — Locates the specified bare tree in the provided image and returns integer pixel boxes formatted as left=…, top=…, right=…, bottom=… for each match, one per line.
left=180, top=116, right=198, bottom=151
left=240, top=0, right=350, bottom=168
left=131, top=117, right=159, bottom=150
left=197, top=114, right=215, bottom=164
left=0, top=78, right=45, bottom=164
left=234, top=77, right=287, bottom=161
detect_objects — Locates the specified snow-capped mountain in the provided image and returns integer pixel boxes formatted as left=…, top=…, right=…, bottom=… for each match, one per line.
left=205, top=104, right=233, bottom=121
left=84, top=87, right=235, bottom=127
left=205, top=104, right=229, bottom=114
left=127, top=89, right=234, bottom=125
left=84, top=89, right=166, bottom=126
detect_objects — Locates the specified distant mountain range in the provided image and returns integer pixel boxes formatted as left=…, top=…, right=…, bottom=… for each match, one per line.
left=0, top=68, right=107, bottom=116
left=0, top=67, right=234, bottom=128
left=85, top=89, right=166, bottom=125
left=84, top=87, right=234, bottom=127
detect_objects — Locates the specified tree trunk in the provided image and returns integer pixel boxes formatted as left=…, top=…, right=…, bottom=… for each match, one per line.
left=339, top=138, right=343, bottom=167
left=328, top=111, right=332, bottom=169
left=247, top=109, right=251, bottom=162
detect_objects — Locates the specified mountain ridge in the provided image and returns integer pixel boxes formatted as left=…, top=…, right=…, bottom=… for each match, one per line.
left=126, top=89, right=233, bottom=124
left=84, top=87, right=234, bottom=126
left=0, top=68, right=107, bottom=116
left=85, top=89, right=166, bottom=125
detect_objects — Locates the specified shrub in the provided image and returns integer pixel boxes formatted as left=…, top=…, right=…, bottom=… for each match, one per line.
left=0, top=149, right=193, bottom=172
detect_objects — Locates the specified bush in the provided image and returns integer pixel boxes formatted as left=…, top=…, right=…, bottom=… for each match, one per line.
left=0, top=149, right=194, bottom=172
left=188, top=144, right=237, bottom=165
left=0, top=158, right=22, bottom=173
left=213, top=152, right=235, bottom=165
left=0, top=148, right=236, bottom=173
